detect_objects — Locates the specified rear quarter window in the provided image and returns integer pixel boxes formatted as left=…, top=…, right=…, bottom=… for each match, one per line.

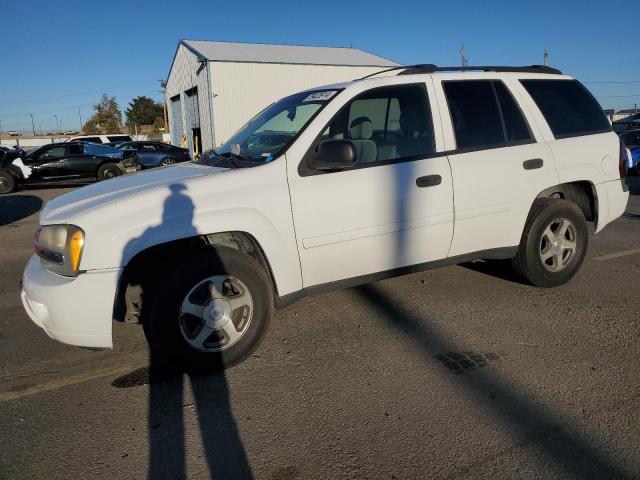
left=107, top=135, right=132, bottom=142
left=520, top=79, right=611, bottom=139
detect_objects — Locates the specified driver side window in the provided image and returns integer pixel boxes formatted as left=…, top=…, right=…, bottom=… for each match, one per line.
left=39, top=146, right=66, bottom=159
left=319, top=83, right=435, bottom=165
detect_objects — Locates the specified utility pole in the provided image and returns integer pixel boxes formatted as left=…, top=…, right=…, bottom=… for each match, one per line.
left=54, top=114, right=59, bottom=135
left=544, top=49, right=549, bottom=66
left=78, top=108, right=83, bottom=132
left=459, top=43, right=467, bottom=68
left=159, top=79, right=168, bottom=134
left=29, top=113, right=36, bottom=136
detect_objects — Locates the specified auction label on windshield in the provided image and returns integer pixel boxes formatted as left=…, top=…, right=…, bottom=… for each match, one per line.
left=303, top=90, right=337, bottom=102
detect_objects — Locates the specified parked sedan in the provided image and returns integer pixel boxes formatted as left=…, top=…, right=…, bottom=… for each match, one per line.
left=116, top=141, right=190, bottom=169
left=0, top=142, right=139, bottom=195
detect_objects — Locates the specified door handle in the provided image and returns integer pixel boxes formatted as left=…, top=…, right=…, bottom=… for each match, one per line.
left=523, top=158, right=543, bottom=170
left=416, top=175, right=442, bottom=188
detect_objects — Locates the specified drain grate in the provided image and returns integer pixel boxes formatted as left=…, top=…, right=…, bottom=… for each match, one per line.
left=434, top=351, right=501, bottom=375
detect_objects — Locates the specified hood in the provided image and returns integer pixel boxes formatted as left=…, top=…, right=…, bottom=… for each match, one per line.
left=41, top=163, right=227, bottom=223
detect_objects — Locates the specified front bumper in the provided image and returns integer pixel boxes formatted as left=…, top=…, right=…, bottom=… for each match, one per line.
left=21, top=255, right=121, bottom=349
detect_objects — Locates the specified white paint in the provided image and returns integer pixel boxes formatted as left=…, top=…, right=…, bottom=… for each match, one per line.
left=11, top=158, right=32, bottom=178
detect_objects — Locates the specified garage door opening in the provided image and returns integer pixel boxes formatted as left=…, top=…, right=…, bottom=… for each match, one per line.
left=186, top=88, right=202, bottom=156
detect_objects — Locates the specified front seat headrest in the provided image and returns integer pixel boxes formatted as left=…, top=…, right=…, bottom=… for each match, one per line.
left=349, top=117, right=374, bottom=140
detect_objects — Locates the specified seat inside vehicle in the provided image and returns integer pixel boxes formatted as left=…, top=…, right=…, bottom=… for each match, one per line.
left=348, top=117, right=378, bottom=163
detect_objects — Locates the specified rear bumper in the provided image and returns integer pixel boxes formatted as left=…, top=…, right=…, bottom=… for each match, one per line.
left=594, top=179, right=629, bottom=233
left=21, top=255, right=121, bottom=348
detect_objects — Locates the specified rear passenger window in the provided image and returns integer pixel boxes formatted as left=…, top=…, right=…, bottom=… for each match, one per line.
left=444, top=80, right=533, bottom=150
left=520, top=79, right=611, bottom=138
left=318, top=84, right=435, bottom=165
left=444, top=81, right=505, bottom=150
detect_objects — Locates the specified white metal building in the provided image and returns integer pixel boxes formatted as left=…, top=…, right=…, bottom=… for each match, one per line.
left=165, top=40, right=398, bottom=154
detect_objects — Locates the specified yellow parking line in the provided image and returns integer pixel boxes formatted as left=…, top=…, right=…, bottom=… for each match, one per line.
left=593, top=248, right=640, bottom=261
left=0, top=364, right=139, bottom=402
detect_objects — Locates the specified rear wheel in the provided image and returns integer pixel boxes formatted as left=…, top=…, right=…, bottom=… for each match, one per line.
left=97, top=163, right=121, bottom=180
left=0, top=171, right=16, bottom=195
left=512, top=198, right=588, bottom=287
left=160, top=157, right=176, bottom=167
left=145, top=247, right=273, bottom=370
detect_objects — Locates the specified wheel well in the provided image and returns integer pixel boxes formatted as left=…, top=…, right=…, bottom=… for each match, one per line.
left=536, top=181, right=597, bottom=223
left=113, top=231, right=276, bottom=323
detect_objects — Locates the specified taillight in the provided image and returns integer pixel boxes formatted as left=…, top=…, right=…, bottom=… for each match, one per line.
left=619, top=138, right=628, bottom=178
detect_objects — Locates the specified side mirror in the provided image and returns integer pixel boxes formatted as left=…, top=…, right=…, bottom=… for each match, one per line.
left=309, top=140, right=357, bottom=171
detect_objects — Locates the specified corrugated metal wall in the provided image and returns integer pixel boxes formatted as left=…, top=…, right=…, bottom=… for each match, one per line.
left=165, top=45, right=215, bottom=152
left=210, top=62, right=388, bottom=145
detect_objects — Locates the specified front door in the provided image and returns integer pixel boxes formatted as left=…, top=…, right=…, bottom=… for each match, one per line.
left=287, top=82, right=454, bottom=287
left=25, top=144, right=69, bottom=183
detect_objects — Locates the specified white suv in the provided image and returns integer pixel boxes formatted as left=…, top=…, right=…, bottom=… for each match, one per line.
left=21, top=65, right=629, bottom=368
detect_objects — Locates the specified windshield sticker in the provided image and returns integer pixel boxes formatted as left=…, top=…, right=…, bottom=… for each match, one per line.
left=302, top=90, right=337, bottom=103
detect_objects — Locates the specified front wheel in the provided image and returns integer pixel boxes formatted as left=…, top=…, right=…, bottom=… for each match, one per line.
left=145, top=247, right=273, bottom=370
left=97, top=163, right=121, bottom=181
left=0, top=171, right=16, bottom=195
left=512, top=198, right=589, bottom=287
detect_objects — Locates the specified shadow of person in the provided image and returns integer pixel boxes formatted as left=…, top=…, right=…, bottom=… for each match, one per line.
left=115, top=182, right=252, bottom=479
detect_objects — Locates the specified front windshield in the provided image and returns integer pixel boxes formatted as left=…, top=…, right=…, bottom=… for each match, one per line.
left=214, top=89, right=340, bottom=162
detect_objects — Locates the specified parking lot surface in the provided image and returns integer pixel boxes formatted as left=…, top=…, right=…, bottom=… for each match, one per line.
left=1, top=180, right=639, bottom=479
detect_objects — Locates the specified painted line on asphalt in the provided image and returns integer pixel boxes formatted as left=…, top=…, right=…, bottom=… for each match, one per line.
left=593, top=248, right=640, bottom=261
left=0, top=364, right=140, bottom=402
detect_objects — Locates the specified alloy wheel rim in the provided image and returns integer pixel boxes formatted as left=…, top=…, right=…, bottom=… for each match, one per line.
left=162, top=158, right=176, bottom=165
left=539, top=217, right=578, bottom=272
left=0, top=177, right=9, bottom=192
left=104, top=168, right=116, bottom=178
left=178, top=275, right=253, bottom=353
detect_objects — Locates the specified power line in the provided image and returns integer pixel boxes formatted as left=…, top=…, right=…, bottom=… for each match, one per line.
left=596, top=93, right=640, bottom=98
left=583, top=80, right=640, bottom=84
left=0, top=80, right=157, bottom=107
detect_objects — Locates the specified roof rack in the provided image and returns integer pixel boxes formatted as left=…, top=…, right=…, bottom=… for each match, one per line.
left=358, top=64, right=562, bottom=80
left=398, top=64, right=563, bottom=75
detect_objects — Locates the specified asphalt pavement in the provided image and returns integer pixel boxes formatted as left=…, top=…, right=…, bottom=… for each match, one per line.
left=0, top=179, right=639, bottom=479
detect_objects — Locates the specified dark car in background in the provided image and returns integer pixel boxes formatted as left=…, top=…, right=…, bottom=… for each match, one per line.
left=115, top=141, right=190, bottom=169
left=619, top=129, right=640, bottom=174
left=0, top=142, right=139, bottom=194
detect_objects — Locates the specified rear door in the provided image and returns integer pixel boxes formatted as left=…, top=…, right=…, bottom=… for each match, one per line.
left=433, top=77, right=558, bottom=256
left=287, top=81, right=455, bottom=287
left=137, top=142, right=162, bottom=167
left=62, top=143, right=95, bottom=180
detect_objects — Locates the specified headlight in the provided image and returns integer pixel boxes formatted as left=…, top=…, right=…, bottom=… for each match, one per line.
left=35, top=225, right=85, bottom=276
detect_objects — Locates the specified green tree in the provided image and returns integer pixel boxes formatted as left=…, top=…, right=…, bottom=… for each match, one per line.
left=125, top=96, right=164, bottom=127
left=82, top=95, right=122, bottom=134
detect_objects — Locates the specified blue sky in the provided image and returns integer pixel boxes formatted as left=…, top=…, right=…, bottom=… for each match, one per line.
left=2, top=0, right=639, bottom=133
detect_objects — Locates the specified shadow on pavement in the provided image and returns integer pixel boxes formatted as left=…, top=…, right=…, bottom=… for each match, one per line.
left=355, top=283, right=632, bottom=479
left=0, top=195, right=43, bottom=226
left=460, top=259, right=529, bottom=285
left=113, top=182, right=253, bottom=479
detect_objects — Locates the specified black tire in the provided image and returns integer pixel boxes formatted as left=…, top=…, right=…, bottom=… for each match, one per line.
left=512, top=198, right=589, bottom=287
left=0, top=171, right=16, bottom=195
left=145, top=247, right=273, bottom=370
left=159, top=157, right=176, bottom=167
left=97, top=163, right=121, bottom=181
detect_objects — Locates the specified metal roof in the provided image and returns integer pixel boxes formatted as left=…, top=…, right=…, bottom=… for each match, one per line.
left=181, top=40, right=399, bottom=67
